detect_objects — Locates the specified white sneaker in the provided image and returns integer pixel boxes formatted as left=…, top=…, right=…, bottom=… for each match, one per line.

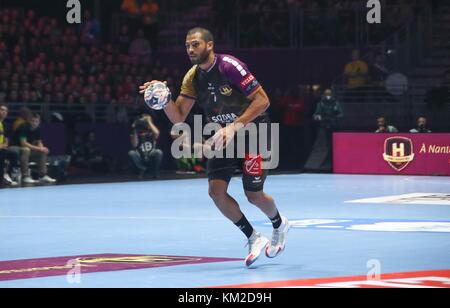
left=266, top=216, right=290, bottom=258
left=39, top=175, right=57, bottom=183
left=3, top=174, right=18, bottom=186
left=23, top=176, right=38, bottom=185
left=245, top=232, right=269, bottom=267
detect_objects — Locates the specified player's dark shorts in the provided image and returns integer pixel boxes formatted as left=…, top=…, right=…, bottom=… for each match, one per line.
left=207, top=122, right=271, bottom=192
left=207, top=155, right=269, bottom=192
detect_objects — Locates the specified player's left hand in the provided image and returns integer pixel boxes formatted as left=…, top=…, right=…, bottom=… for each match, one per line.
left=210, top=123, right=242, bottom=151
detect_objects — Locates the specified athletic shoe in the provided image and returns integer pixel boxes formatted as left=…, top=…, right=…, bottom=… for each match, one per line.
left=245, top=232, right=269, bottom=267
left=3, top=173, right=18, bottom=186
left=39, top=175, right=57, bottom=183
left=23, top=176, right=38, bottom=185
left=266, top=216, right=290, bottom=258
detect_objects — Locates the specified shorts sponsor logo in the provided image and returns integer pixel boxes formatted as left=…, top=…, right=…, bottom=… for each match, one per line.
left=244, top=154, right=263, bottom=176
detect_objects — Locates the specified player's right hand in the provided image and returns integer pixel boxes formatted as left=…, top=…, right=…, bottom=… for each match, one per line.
left=139, top=80, right=167, bottom=94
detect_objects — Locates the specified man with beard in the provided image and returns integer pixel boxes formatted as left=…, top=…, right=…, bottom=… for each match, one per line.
left=139, top=28, right=289, bottom=267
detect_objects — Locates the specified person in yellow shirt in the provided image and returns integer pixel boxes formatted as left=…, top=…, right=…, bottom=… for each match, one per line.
left=344, top=49, right=369, bottom=89
left=0, top=103, right=20, bottom=186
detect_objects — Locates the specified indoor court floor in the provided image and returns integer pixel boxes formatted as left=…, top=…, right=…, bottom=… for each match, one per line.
left=0, top=174, right=449, bottom=288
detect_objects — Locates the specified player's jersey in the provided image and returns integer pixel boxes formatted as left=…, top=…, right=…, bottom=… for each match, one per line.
left=180, top=54, right=269, bottom=125
left=136, top=131, right=156, bottom=161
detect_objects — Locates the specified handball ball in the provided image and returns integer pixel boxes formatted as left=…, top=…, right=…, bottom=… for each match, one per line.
left=144, top=82, right=171, bottom=110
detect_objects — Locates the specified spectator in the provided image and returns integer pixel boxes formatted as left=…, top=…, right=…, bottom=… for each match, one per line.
left=344, top=49, right=369, bottom=89
left=9, top=113, right=56, bottom=184
left=128, top=114, right=163, bottom=178
left=12, top=107, right=32, bottom=131
left=311, top=88, right=344, bottom=169
left=375, top=116, right=398, bottom=133
left=0, top=103, right=19, bottom=186
left=410, top=116, right=432, bottom=133
left=313, top=89, right=344, bottom=126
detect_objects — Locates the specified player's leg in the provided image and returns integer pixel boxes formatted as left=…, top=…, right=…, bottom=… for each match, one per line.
left=244, top=189, right=290, bottom=258
left=208, top=178, right=269, bottom=267
left=242, top=159, right=290, bottom=259
left=207, top=157, right=269, bottom=267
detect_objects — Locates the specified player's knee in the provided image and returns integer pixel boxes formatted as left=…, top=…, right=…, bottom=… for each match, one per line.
left=245, top=191, right=264, bottom=205
left=208, top=185, right=227, bottom=202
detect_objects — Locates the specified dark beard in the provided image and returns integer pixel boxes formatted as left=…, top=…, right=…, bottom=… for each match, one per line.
left=190, top=48, right=211, bottom=65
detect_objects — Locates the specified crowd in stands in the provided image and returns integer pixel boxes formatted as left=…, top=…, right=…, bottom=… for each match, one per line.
left=211, top=0, right=423, bottom=47
left=0, top=7, right=180, bottom=124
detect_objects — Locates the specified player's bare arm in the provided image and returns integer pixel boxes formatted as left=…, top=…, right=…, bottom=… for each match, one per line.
left=211, top=87, right=270, bottom=150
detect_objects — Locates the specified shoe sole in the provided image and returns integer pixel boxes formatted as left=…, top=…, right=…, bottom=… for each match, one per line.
left=265, top=221, right=291, bottom=258
left=245, top=239, right=269, bottom=268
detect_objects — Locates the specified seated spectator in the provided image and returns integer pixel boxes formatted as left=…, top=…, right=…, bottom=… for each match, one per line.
left=375, top=116, right=398, bottom=133
left=12, top=107, right=32, bottom=131
left=9, top=113, right=56, bottom=184
left=128, top=114, right=163, bottom=178
left=410, top=116, right=432, bottom=133
left=0, top=103, right=20, bottom=187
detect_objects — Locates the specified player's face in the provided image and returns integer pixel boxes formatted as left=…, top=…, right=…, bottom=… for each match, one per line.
left=30, top=117, right=40, bottom=130
left=185, top=33, right=212, bottom=65
left=0, top=106, right=7, bottom=120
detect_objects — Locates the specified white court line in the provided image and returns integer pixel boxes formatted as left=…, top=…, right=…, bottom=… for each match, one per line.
left=346, top=193, right=450, bottom=205
left=0, top=216, right=223, bottom=221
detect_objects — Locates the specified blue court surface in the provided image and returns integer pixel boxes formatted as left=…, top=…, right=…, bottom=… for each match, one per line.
left=0, top=174, right=449, bottom=288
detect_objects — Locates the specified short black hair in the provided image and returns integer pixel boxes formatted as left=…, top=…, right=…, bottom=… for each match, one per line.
left=31, top=113, right=41, bottom=119
left=187, top=27, right=214, bottom=43
left=0, top=103, right=8, bottom=109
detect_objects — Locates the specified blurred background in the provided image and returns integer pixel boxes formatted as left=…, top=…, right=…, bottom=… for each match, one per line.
left=0, top=0, right=449, bottom=185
